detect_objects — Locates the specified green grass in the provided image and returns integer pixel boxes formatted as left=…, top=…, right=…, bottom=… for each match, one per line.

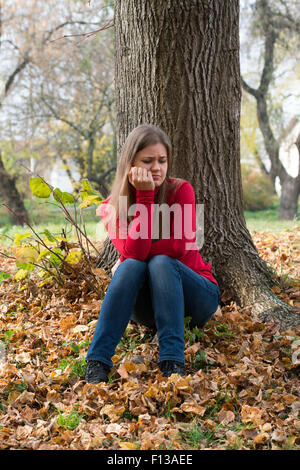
left=57, top=406, right=85, bottom=430
left=244, top=202, right=300, bottom=232
left=180, top=420, right=218, bottom=448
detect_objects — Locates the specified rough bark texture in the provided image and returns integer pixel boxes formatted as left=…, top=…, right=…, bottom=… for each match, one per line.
left=0, top=152, right=30, bottom=226
left=97, top=0, right=299, bottom=331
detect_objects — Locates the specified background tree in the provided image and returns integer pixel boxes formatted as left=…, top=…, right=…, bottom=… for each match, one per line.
left=241, top=0, right=300, bottom=220
left=25, top=21, right=116, bottom=197
left=0, top=0, right=114, bottom=224
left=97, top=0, right=299, bottom=330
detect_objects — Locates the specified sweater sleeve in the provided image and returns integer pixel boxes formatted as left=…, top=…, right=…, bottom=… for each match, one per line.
left=99, top=189, right=155, bottom=261
left=148, top=182, right=198, bottom=260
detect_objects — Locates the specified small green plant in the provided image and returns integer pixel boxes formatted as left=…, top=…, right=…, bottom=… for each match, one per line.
left=205, top=389, right=231, bottom=418
left=5, top=378, right=28, bottom=398
left=208, top=321, right=235, bottom=339
left=181, top=420, right=216, bottom=448
left=58, top=356, right=87, bottom=378
left=62, top=340, right=90, bottom=356
left=164, top=401, right=175, bottom=421
left=2, top=174, right=108, bottom=297
left=0, top=401, right=7, bottom=413
left=192, top=350, right=207, bottom=369
left=122, top=408, right=138, bottom=421
left=0, top=271, right=10, bottom=283
left=184, top=317, right=205, bottom=346
left=119, top=326, right=146, bottom=350
left=57, top=406, right=84, bottom=430
left=6, top=311, right=16, bottom=317
left=3, top=330, right=14, bottom=344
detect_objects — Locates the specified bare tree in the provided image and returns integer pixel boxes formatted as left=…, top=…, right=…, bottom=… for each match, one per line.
left=0, top=0, right=113, bottom=222
left=241, top=0, right=300, bottom=220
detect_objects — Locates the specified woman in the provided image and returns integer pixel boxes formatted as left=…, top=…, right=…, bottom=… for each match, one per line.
left=85, top=124, right=220, bottom=384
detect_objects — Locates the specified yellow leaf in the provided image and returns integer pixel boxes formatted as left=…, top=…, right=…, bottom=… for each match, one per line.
left=144, top=386, right=159, bottom=399
left=7, top=391, right=21, bottom=404
left=119, top=442, right=137, bottom=450
left=65, top=251, right=82, bottom=264
left=254, top=433, right=269, bottom=444
left=38, top=279, right=53, bottom=287
left=15, top=246, right=38, bottom=264
left=37, top=250, right=51, bottom=262
left=13, top=232, right=32, bottom=246
left=14, top=269, right=29, bottom=282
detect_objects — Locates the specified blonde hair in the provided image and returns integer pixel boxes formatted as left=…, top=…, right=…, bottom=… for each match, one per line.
left=109, top=124, right=178, bottom=228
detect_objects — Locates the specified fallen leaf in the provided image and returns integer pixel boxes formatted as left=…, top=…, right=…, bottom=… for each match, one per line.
left=119, top=442, right=137, bottom=450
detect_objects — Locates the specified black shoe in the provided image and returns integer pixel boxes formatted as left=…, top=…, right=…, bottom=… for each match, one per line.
left=159, top=360, right=185, bottom=377
left=85, top=360, right=111, bottom=384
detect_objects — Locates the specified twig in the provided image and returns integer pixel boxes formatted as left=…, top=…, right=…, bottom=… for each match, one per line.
left=49, top=20, right=114, bottom=43
left=0, top=251, right=16, bottom=260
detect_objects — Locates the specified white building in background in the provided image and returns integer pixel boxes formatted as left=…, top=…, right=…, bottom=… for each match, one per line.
left=276, top=117, right=300, bottom=195
left=29, top=155, right=80, bottom=193
left=49, top=159, right=80, bottom=193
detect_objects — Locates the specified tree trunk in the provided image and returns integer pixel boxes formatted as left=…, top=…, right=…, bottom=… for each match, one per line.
left=97, top=0, right=299, bottom=331
left=278, top=174, right=300, bottom=220
left=0, top=152, right=30, bottom=226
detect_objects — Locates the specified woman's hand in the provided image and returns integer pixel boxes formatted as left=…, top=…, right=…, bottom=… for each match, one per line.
left=128, top=166, right=155, bottom=191
left=111, top=258, right=121, bottom=276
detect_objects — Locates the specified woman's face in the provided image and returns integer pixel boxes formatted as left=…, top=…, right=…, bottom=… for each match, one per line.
left=133, top=143, right=168, bottom=187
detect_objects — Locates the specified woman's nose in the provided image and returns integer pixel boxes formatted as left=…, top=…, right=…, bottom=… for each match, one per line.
left=151, top=159, right=160, bottom=170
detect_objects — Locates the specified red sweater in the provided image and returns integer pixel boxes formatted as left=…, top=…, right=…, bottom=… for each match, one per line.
left=99, top=178, right=218, bottom=285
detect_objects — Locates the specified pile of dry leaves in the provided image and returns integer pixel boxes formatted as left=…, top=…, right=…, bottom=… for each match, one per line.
left=0, top=230, right=299, bottom=450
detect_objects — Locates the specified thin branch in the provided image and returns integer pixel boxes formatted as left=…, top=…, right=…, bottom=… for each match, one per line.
left=241, top=77, right=259, bottom=99
left=40, top=95, right=85, bottom=137
left=48, top=20, right=114, bottom=43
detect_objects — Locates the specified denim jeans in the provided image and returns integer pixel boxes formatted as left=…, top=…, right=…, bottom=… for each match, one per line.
left=86, top=255, right=220, bottom=367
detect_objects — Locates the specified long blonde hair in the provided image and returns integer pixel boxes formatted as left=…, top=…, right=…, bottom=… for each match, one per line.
left=109, top=124, right=178, bottom=229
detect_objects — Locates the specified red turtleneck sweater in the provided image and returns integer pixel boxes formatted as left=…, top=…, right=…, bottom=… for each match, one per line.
left=99, top=178, right=218, bottom=285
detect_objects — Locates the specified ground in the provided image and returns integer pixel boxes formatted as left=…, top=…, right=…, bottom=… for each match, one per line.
left=0, top=229, right=299, bottom=450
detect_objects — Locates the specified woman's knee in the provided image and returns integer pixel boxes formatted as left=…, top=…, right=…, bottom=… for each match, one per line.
left=111, top=258, right=147, bottom=285
left=121, top=258, right=147, bottom=268
left=148, top=254, right=175, bottom=271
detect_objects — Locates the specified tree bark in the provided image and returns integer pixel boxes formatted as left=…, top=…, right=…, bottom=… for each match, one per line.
left=0, top=152, right=30, bottom=226
left=278, top=174, right=300, bottom=220
left=279, top=132, right=300, bottom=220
left=97, top=0, right=299, bottom=330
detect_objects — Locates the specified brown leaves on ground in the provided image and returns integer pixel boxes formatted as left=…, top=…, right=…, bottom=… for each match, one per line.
left=0, top=230, right=299, bottom=450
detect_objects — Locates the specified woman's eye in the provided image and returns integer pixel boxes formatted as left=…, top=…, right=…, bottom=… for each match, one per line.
left=141, top=159, right=167, bottom=164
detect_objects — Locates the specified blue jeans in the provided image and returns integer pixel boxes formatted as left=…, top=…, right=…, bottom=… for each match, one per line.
left=86, top=255, right=220, bottom=367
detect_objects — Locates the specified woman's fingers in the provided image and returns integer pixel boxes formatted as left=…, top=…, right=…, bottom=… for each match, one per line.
left=128, top=166, right=155, bottom=190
